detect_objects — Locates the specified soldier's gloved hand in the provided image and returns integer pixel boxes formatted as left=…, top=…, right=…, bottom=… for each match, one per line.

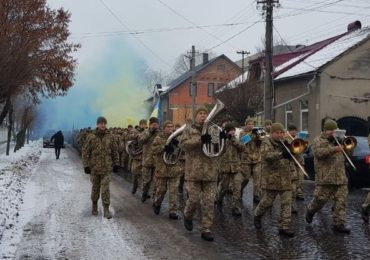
left=113, top=165, right=120, bottom=173
left=281, top=149, right=291, bottom=159
left=201, top=134, right=212, bottom=144
left=255, top=139, right=262, bottom=147
left=84, top=167, right=91, bottom=174
left=164, top=144, right=174, bottom=153
left=170, top=138, right=179, bottom=146
left=149, top=128, right=157, bottom=135
left=219, top=130, right=228, bottom=140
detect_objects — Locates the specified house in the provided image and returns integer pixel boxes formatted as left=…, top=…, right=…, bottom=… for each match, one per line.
left=157, top=53, right=241, bottom=124
left=219, top=21, right=370, bottom=138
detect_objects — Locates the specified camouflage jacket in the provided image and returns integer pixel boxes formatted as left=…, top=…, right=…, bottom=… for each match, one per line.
left=260, top=137, right=292, bottom=191
left=127, top=128, right=144, bottom=160
left=219, top=137, right=245, bottom=174
left=179, top=123, right=217, bottom=182
left=311, top=135, right=347, bottom=185
left=82, top=129, right=119, bottom=174
left=152, top=132, right=181, bottom=178
left=117, top=132, right=127, bottom=154
left=239, top=129, right=262, bottom=165
left=138, top=128, right=160, bottom=167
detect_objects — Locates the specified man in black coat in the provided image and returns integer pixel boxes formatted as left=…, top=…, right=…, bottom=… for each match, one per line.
left=51, top=131, right=64, bottom=159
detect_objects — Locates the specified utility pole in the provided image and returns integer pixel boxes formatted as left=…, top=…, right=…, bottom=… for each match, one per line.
left=236, top=50, right=250, bottom=82
left=185, top=45, right=199, bottom=122
left=257, top=0, right=279, bottom=122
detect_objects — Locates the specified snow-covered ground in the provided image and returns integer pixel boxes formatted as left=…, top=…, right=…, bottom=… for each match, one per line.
left=0, top=141, right=42, bottom=258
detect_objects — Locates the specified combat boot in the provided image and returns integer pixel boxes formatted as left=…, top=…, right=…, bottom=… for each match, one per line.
left=231, top=207, right=242, bottom=217
left=201, top=231, right=214, bottom=241
left=103, top=205, right=112, bottom=219
left=153, top=203, right=161, bottom=215
left=169, top=212, right=179, bottom=220
left=333, top=224, right=351, bottom=234
left=92, top=201, right=98, bottom=216
left=184, top=217, right=193, bottom=231
left=305, top=209, right=315, bottom=224
left=361, top=207, right=369, bottom=223
left=254, top=216, right=262, bottom=230
left=253, top=196, right=260, bottom=204
left=215, top=199, right=223, bottom=212
left=279, top=229, right=295, bottom=237
left=131, top=180, right=138, bottom=194
left=141, top=193, right=148, bottom=203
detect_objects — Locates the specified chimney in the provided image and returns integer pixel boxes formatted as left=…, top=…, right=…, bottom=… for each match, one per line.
left=202, top=53, right=209, bottom=65
left=190, top=45, right=196, bottom=70
left=347, top=21, right=362, bottom=32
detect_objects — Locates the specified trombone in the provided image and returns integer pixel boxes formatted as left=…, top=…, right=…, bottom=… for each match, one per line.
left=281, top=133, right=309, bottom=178
left=332, top=129, right=357, bottom=170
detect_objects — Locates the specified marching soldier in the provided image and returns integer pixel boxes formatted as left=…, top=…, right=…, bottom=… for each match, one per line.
left=82, top=116, right=119, bottom=219
left=216, top=123, right=245, bottom=216
left=138, top=117, right=160, bottom=202
left=175, top=123, right=186, bottom=194
left=179, top=107, right=218, bottom=241
left=253, top=123, right=295, bottom=237
left=305, top=119, right=350, bottom=234
left=239, top=118, right=262, bottom=203
left=127, top=119, right=147, bottom=194
left=152, top=121, right=181, bottom=219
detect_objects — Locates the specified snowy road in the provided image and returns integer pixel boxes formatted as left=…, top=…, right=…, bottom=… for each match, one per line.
left=4, top=145, right=221, bottom=260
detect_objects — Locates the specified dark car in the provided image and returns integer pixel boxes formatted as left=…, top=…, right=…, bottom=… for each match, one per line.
left=304, top=136, right=370, bottom=188
left=43, top=132, right=55, bottom=148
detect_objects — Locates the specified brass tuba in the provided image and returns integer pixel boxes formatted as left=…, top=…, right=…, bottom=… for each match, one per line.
left=125, top=140, right=142, bottom=156
left=202, top=99, right=225, bottom=157
left=163, top=124, right=186, bottom=165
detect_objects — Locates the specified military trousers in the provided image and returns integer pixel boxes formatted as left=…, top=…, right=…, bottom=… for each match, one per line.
left=254, top=189, right=292, bottom=230
left=217, top=172, right=244, bottom=209
left=296, top=169, right=305, bottom=198
left=241, top=163, right=262, bottom=200
left=90, top=173, right=111, bottom=206
left=154, top=176, right=180, bottom=213
left=291, top=179, right=298, bottom=211
left=142, top=166, right=155, bottom=194
left=362, top=192, right=370, bottom=211
left=131, top=159, right=142, bottom=188
left=308, top=184, right=348, bottom=225
left=184, top=180, right=217, bottom=232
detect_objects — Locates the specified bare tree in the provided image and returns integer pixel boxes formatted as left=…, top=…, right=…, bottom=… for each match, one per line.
left=216, top=81, right=264, bottom=125
left=0, top=0, right=80, bottom=124
left=13, top=98, right=36, bottom=152
left=144, top=69, right=167, bottom=94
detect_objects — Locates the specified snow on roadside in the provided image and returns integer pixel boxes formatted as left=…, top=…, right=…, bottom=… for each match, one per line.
left=0, top=141, right=42, bottom=259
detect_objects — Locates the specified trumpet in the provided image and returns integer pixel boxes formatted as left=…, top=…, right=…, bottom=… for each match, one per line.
left=202, top=99, right=225, bottom=158
left=333, top=129, right=357, bottom=170
left=163, top=124, right=186, bottom=165
left=280, top=137, right=309, bottom=178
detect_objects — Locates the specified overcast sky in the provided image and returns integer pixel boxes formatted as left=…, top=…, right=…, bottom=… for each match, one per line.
left=48, top=0, right=370, bottom=72
left=41, top=0, right=370, bottom=129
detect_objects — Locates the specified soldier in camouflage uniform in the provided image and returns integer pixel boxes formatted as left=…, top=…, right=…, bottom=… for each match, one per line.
left=264, top=120, right=272, bottom=137
left=216, top=123, right=245, bottom=216
left=360, top=134, right=370, bottom=223
left=305, top=119, right=350, bottom=234
left=82, top=116, right=119, bottom=219
left=253, top=123, right=295, bottom=237
left=138, top=117, right=160, bottom=202
left=175, top=123, right=186, bottom=194
left=239, top=118, right=262, bottom=203
left=127, top=119, right=147, bottom=194
left=179, top=107, right=218, bottom=241
left=152, top=121, right=181, bottom=219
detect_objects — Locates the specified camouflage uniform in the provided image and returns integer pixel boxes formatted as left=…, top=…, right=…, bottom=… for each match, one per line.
left=138, top=128, right=160, bottom=195
left=179, top=123, right=218, bottom=233
left=307, top=134, right=348, bottom=226
left=82, top=129, right=119, bottom=206
left=217, top=136, right=245, bottom=210
left=363, top=135, right=370, bottom=214
left=253, top=137, right=293, bottom=231
left=239, top=129, right=262, bottom=201
left=152, top=132, right=181, bottom=214
left=127, top=127, right=144, bottom=191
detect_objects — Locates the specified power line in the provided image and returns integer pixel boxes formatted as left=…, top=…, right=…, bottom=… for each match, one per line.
left=98, top=0, right=172, bottom=68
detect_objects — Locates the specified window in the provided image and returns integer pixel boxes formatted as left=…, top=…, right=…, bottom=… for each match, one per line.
left=189, top=82, right=197, bottom=96
left=300, top=100, right=309, bottom=131
left=285, top=104, right=293, bottom=129
left=208, top=83, right=214, bottom=97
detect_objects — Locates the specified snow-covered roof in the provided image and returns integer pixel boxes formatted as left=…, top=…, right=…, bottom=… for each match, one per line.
left=276, top=27, right=370, bottom=80
left=216, top=70, right=249, bottom=93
